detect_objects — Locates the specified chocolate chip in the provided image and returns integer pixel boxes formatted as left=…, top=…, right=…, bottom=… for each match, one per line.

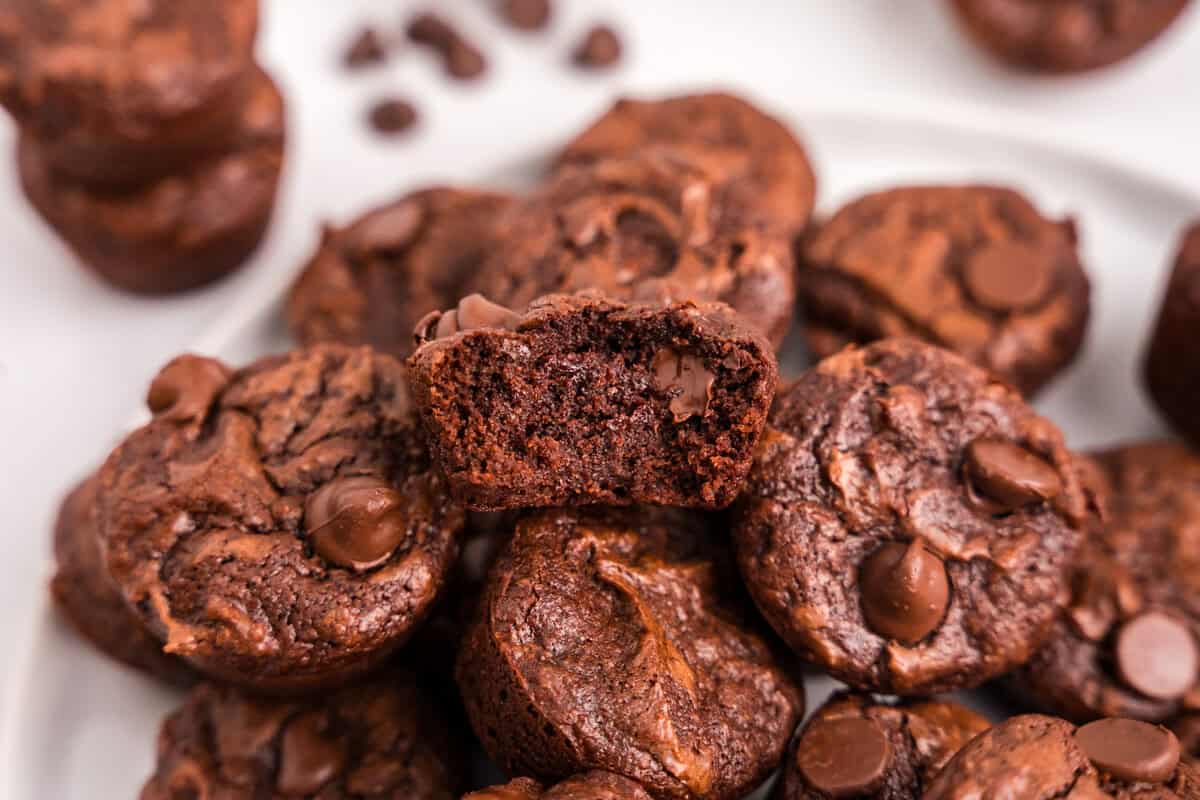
left=446, top=41, right=486, bottom=79
left=348, top=201, right=424, bottom=256
left=796, top=717, right=892, bottom=797
left=368, top=98, right=418, bottom=136
left=305, top=477, right=410, bottom=572
left=1115, top=611, right=1199, bottom=701
left=964, top=438, right=1063, bottom=511
left=276, top=711, right=347, bottom=796
left=146, top=355, right=232, bottom=423
left=859, top=539, right=949, bottom=644
left=406, top=12, right=487, bottom=80
left=343, top=28, right=387, bottom=69
left=963, top=241, right=1054, bottom=312
left=572, top=24, right=621, bottom=68
left=499, top=0, right=551, bottom=31
left=457, top=293, right=520, bottom=331
left=407, top=12, right=456, bottom=48
left=651, top=350, right=715, bottom=423
left=1075, top=719, right=1180, bottom=784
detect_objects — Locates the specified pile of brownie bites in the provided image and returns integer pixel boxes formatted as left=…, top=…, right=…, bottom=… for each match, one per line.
left=11, top=2, right=1200, bottom=800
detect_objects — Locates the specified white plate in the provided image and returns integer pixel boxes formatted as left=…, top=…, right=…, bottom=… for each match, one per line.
left=5, top=104, right=1199, bottom=799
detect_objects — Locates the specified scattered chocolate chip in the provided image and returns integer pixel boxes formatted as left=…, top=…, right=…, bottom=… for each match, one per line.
left=343, top=27, right=388, bottom=69
left=446, top=41, right=487, bottom=79
left=651, top=350, right=715, bottom=423
left=499, top=0, right=551, bottom=31
left=964, top=438, right=1063, bottom=511
left=796, top=717, right=892, bottom=797
left=406, top=12, right=487, bottom=80
left=305, top=476, right=410, bottom=572
left=145, top=355, right=232, bottom=423
left=962, top=241, right=1054, bottom=312
left=1074, top=719, right=1180, bottom=784
left=859, top=539, right=949, bottom=644
left=276, top=711, right=348, bottom=796
left=368, top=98, right=418, bottom=136
left=1115, top=611, right=1199, bottom=701
left=572, top=24, right=621, bottom=69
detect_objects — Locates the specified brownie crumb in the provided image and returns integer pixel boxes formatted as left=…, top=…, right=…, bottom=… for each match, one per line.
left=499, top=0, right=552, bottom=31
left=406, top=12, right=487, bottom=80
left=368, top=98, right=418, bottom=135
left=572, top=24, right=621, bottom=68
left=343, top=27, right=387, bottom=69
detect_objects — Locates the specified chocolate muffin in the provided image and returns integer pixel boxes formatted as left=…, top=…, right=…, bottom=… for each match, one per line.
left=1011, top=441, right=1200, bottom=723
left=949, top=0, right=1192, bottom=74
left=407, top=292, right=778, bottom=511
left=96, top=347, right=464, bottom=692
left=49, top=473, right=195, bottom=685
left=774, top=693, right=990, bottom=800
left=18, top=66, right=284, bottom=295
left=1146, top=223, right=1200, bottom=445
left=286, top=188, right=514, bottom=357
left=474, top=149, right=797, bottom=349
left=140, top=673, right=464, bottom=799
left=465, top=773, right=653, bottom=800
left=456, top=506, right=804, bottom=800
left=799, top=185, right=1090, bottom=396
left=924, top=715, right=1198, bottom=799
left=557, top=92, right=817, bottom=236
left=733, top=338, right=1094, bottom=694
left=0, top=0, right=260, bottom=186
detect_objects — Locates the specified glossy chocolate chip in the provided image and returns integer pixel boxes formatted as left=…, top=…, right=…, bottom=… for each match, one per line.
left=145, top=355, right=232, bottom=423
left=276, top=711, right=347, bottom=796
left=796, top=717, right=892, bottom=798
left=964, top=438, right=1063, bottom=511
left=413, top=294, right=521, bottom=344
left=1115, top=611, right=1199, bottom=701
left=651, top=350, right=715, bottom=423
left=305, top=476, right=409, bottom=572
left=963, top=241, right=1054, bottom=312
left=859, top=539, right=950, bottom=644
left=1075, top=719, right=1180, bottom=784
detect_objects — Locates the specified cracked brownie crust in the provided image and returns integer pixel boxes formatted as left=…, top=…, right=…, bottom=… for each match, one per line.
left=96, top=346, right=464, bottom=691
left=466, top=772, right=654, bottom=800
left=733, top=338, right=1092, bottom=694
left=1145, top=223, right=1200, bottom=446
left=456, top=506, right=803, bottom=800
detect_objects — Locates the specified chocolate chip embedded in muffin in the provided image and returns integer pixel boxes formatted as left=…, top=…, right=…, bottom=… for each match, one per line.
left=96, top=347, right=464, bottom=692
left=774, top=692, right=990, bottom=800
left=949, top=0, right=1192, bottom=74
left=467, top=772, right=654, bottom=799
left=799, top=185, right=1091, bottom=396
left=406, top=292, right=778, bottom=511
left=733, top=338, right=1093, bottom=694
left=1145, top=223, right=1200, bottom=446
left=456, top=506, right=804, bottom=800
left=287, top=188, right=513, bottom=357
left=924, top=715, right=1196, bottom=799
left=139, top=672, right=464, bottom=799
left=1010, top=441, right=1200, bottom=723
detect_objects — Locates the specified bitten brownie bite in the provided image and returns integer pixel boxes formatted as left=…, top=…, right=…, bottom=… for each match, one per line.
left=800, top=185, right=1090, bottom=395
left=140, top=673, right=463, bottom=799
left=456, top=506, right=803, bottom=800
left=407, top=292, right=778, bottom=510
left=286, top=188, right=513, bottom=357
left=949, top=0, right=1192, bottom=74
left=18, top=67, right=285, bottom=295
left=96, top=346, right=464, bottom=692
left=557, top=92, right=817, bottom=235
left=1011, top=441, right=1200, bottom=723
left=774, top=693, right=990, bottom=800
left=475, top=149, right=797, bottom=349
left=1146, top=223, right=1200, bottom=445
left=924, top=715, right=1199, bottom=799
left=50, top=474, right=195, bottom=685
left=733, top=338, right=1093, bottom=694
left=465, top=772, right=653, bottom=800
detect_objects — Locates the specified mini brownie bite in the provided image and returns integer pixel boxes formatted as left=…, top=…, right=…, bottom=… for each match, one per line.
left=456, top=506, right=803, bottom=800
left=774, top=693, right=990, bottom=800
left=1011, top=441, right=1200, bottom=723
left=924, top=715, right=1199, bottom=799
left=140, top=672, right=463, bottom=799
left=286, top=188, right=513, bottom=357
left=407, top=292, right=778, bottom=511
left=96, top=346, right=464, bottom=692
left=465, top=773, right=653, bottom=800
left=800, top=185, right=1090, bottom=395
left=557, top=92, right=817, bottom=236
left=1146, top=224, right=1200, bottom=445
left=18, top=67, right=285, bottom=294
left=475, top=149, right=797, bottom=349
left=949, top=0, right=1192, bottom=74
left=733, top=338, right=1093, bottom=694
left=49, top=473, right=195, bottom=685
left=0, top=0, right=260, bottom=186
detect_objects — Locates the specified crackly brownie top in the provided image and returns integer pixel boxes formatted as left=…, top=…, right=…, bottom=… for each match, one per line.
left=96, top=346, right=463, bottom=683
left=464, top=773, right=654, bottom=800
left=734, top=337, right=1092, bottom=694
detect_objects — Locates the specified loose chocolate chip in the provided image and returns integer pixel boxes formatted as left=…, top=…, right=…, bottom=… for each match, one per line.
left=572, top=24, right=621, bottom=68
left=349, top=201, right=424, bottom=256
left=406, top=12, right=456, bottom=48
left=406, top=12, right=487, bottom=80
left=1075, top=719, right=1181, bottom=784
left=859, top=539, right=950, bottom=644
left=796, top=717, right=892, bottom=798
left=447, top=41, right=487, bottom=79
left=343, top=28, right=388, bottom=69
left=499, top=0, right=551, bottom=31
left=305, top=477, right=410, bottom=572
left=964, top=438, right=1063, bottom=511
left=651, top=350, right=715, bottom=423
left=146, top=355, right=232, bottom=423
left=962, top=241, right=1054, bottom=312
left=368, top=98, right=418, bottom=136
left=276, top=711, right=348, bottom=796
left=1115, top=611, right=1199, bottom=701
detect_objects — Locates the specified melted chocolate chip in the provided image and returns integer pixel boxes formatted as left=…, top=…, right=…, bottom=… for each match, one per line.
left=1075, top=719, right=1181, bottom=784
left=572, top=24, right=621, bottom=68
left=796, top=717, right=892, bottom=797
left=651, top=350, right=715, bottom=423
left=499, top=0, right=551, bottom=31
left=859, top=539, right=950, bottom=644
left=964, top=438, right=1063, bottom=511
left=963, top=241, right=1054, bottom=312
left=145, top=355, right=232, bottom=424
left=276, top=711, right=348, bottom=796
left=305, top=477, right=410, bottom=571
left=343, top=28, right=387, bottom=69
left=368, top=98, right=418, bottom=136
left=1115, top=611, right=1199, bottom=701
